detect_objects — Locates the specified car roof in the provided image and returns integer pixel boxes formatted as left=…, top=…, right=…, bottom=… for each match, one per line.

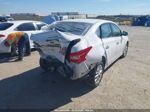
left=6, top=20, right=43, bottom=24
left=0, top=20, right=45, bottom=31
left=62, top=19, right=112, bottom=24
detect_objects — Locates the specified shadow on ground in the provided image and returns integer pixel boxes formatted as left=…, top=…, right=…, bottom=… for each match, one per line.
left=0, top=50, right=37, bottom=63
left=0, top=67, right=93, bottom=111
left=0, top=53, right=10, bottom=59
left=0, top=53, right=18, bottom=64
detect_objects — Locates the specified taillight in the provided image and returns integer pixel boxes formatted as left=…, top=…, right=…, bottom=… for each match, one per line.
left=0, top=35, right=5, bottom=38
left=69, top=46, right=92, bottom=63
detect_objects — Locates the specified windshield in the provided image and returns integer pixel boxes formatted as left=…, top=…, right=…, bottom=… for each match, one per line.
left=0, top=23, right=13, bottom=31
left=48, top=22, right=93, bottom=36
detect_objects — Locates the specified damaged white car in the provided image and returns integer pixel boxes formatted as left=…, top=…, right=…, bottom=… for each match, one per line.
left=31, top=19, right=129, bottom=87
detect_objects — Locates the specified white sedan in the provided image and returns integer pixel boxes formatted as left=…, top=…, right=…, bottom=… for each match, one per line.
left=0, top=20, right=47, bottom=55
left=31, top=19, right=129, bottom=87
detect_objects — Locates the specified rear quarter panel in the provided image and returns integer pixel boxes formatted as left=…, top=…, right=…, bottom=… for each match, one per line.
left=68, top=31, right=106, bottom=79
left=85, top=32, right=105, bottom=66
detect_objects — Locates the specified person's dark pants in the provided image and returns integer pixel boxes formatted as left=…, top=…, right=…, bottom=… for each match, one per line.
left=18, top=33, right=31, bottom=60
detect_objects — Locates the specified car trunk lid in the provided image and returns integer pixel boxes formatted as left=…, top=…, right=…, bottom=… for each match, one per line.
left=31, top=30, right=81, bottom=63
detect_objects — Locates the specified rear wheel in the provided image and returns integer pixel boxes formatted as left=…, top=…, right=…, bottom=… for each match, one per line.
left=86, top=62, right=104, bottom=88
left=10, top=44, right=18, bottom=56
left=10, top=44, right=27, bottom=56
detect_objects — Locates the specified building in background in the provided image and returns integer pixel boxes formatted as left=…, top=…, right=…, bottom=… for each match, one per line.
left=10, top=13, right=44, bottom=21
left=51, top=12, right=79, bottom=16
left=51, top=12, right=87, bottom=19
left=10, top=13, right=37, bottom=16
left=86, top=14, right=99, bottom=19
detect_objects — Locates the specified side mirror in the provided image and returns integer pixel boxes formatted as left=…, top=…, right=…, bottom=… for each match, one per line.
left=41, top=25, right=49, bottom=31
left=122, top=31, right=128, bottom=36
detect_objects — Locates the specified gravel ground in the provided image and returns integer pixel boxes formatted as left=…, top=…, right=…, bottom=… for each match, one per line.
left=0, top=26, right=150, bottom=110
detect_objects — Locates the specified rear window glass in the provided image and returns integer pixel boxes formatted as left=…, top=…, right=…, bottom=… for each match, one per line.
left=48, top=22, right=93, bottom=36
left=0, top=23, right=13, bottom=31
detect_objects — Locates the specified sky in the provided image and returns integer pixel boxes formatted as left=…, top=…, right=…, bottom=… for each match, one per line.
left=0, top=0, right=150, bottom=15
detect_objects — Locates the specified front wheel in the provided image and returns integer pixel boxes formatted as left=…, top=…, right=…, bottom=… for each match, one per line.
left=121, top=44, right=128, bottom=58
left=86, top=62, right=104, bottom=88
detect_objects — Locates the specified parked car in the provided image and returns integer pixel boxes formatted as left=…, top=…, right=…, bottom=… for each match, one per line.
left=0, top=16, right=7, bottom=22
left=4, top=16, right=14, bottom=21
left=132, top=16, right=150, bottom=27
left=31, top=19, right=129, bottom=87
left=0, top=20, right=47, bottom=55
left=0, top=16, right=14, bottom=22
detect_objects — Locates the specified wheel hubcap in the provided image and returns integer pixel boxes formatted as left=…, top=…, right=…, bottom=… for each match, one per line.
left=95, top=65, right=103, bottom=84
left=124, top=46, right=128, bottom=56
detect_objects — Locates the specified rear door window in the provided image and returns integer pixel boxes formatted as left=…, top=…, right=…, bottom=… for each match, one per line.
left=100, top=24, right=112, bottom=38
left=16, top=23, right=36, bottom=31
left=0, top=23, right=13, bottom=31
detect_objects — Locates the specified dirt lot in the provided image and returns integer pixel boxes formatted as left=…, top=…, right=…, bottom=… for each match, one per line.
left=0, top=26, right=150, bottom=110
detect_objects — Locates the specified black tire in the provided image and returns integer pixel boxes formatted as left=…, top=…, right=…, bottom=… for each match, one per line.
left=40, top=58, right=54, bottom=72
left=10, top=44, right=18, bottom=56
left=86, top=62, right=104, bottom=88
left=121, top=44, right=128, bottom=58
left=10, top=44, right=27, bottom=56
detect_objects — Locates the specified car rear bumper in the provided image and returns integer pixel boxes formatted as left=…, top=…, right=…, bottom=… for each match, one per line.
left=38, top=48, right=90, bottom=80
left=52, top=59, right=90, bottom=80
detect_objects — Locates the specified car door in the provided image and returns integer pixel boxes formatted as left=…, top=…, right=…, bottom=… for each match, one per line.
left=16, top=22, right=37, bottom=48
left=110, top=23, right=124, bottom=58
left=100, top=23, right=117, bottom=65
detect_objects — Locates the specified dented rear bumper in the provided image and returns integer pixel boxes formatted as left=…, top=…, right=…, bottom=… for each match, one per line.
left=38, top=48, right=91, bottom=80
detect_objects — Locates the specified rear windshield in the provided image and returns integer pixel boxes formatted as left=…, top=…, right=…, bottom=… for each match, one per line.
left=0, top=23, right=13, bottom=31
left=48, top=22, right=93, bottom=36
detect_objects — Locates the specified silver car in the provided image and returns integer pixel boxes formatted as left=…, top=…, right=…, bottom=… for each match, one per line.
left=31, top=19, right=129, bottom=87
